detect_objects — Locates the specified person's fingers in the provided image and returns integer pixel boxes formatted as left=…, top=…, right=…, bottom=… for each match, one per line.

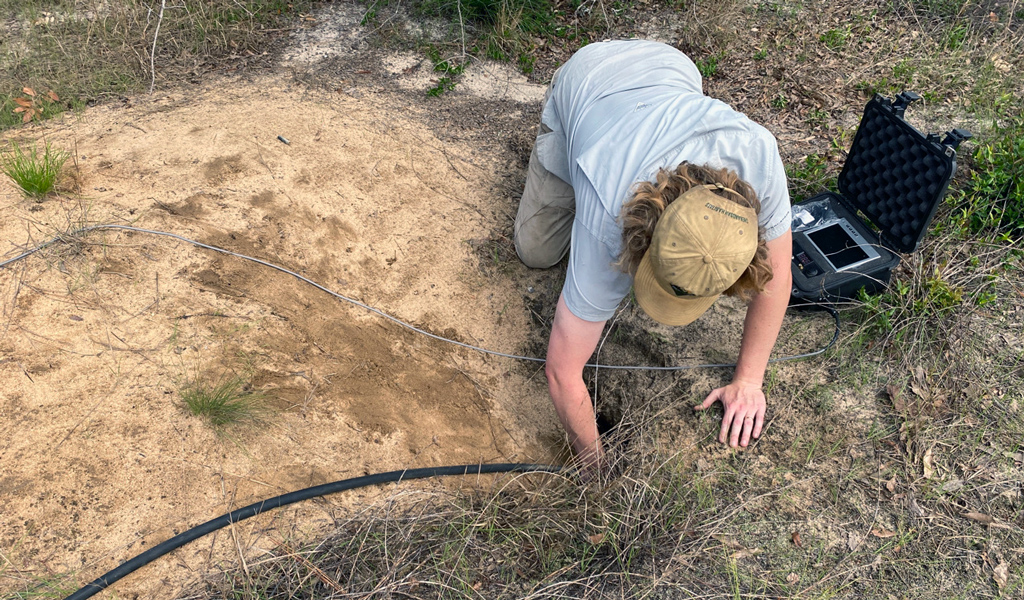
left=753, top=406, right=765, bottom=440
left=695, top=389, right=721, bottom=411
left=719, top=406, right=734, bottom=444
left=729, top=412, right=745, bottom=447
left=740, top=415, right=754, bottom=447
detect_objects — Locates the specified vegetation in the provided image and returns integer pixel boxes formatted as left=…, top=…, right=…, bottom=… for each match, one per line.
left=0, top=140, right=69, bottom=197
left=0, top=0, right=316, bottom=131
left=179, top=373, right=270, bottom=432
left=965, top=116, right=1024, bottom=235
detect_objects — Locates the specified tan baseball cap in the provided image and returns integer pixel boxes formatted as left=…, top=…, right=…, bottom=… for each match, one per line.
left=634, top=185, right=758, bottom=326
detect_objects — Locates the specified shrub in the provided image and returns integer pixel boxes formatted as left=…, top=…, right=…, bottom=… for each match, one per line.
left=966, top=117, right=1024, bottom=236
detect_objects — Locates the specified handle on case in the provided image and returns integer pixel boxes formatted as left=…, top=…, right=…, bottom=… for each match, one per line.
left=892, top=91, right=922, bottom=118
left=941, top=128, right=972, bottom=150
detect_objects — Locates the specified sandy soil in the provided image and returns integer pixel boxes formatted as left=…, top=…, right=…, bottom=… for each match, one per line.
left=0, top=3, right=843, bottom=598
left=0, top=59, right=560, bottom=600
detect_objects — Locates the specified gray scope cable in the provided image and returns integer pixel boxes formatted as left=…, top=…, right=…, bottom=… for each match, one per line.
left=0, top=224, right=840, bottom=370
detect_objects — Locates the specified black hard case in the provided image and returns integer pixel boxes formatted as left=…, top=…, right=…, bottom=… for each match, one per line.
left=789, top=92, right=966, bottom=302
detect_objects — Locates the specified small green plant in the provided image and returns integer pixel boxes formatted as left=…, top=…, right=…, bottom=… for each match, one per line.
left=427, top=76, right=457, bottom=97
left=179, top=374, right=269, bottom=431
left=806, top=108, right=829, bottom=128
left=771, top=92, right=788, bottom=109
left=820, top=26, right=850, bottom=51
left=695, top=52, right=724, bottom=78
left=786, top=153, right=834, bottom=203
left=892, top=58, right=915, bottom=81
left=753, top=48, right=768, bottom=60
left=427, top=45, right=466, bottom=76
left=855, top=59, right=917, bottom=97
left=0, top=141, right=70, bottom=198
left=942, top=23, right=968, bottom=50
left=518, top=51, right=536, bottom=74
left=425, top=46, right=466, bottom=96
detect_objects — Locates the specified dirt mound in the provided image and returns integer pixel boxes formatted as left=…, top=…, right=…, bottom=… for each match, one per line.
left=0, top=74, right=561, bottom=597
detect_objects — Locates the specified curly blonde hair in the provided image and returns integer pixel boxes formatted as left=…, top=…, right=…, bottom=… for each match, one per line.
left=618, top=162, right=773, bottom=300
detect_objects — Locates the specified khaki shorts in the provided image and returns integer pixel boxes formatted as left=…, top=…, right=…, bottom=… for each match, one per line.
left=514, top=70, right=575, bottom=269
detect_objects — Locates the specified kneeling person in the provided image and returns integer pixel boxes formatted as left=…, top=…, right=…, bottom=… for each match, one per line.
left=514, top=40, right=793, bottom=468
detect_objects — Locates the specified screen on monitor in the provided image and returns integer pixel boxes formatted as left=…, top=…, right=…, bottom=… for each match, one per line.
left=807, top=222, right=872, bottom=271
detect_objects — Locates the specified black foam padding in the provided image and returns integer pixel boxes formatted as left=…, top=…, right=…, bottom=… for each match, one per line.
left=837, top=96, right=955, bottom=253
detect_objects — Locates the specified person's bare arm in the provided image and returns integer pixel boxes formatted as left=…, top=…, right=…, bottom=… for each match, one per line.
left=545, top=293, right=607, bottom=468
left=695, top=229, right=793, bottom=447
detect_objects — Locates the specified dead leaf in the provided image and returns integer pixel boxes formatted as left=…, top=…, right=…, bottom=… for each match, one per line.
left=847, top=531, right=863, bottom=552
left=886, top=384, right=906, bottom=413
left=940, top=479, right=963, bottom=494
left=14, top=97, right=32, bottom=108
left=588, top=533, right=605, bottom=544
left=963, top=512, right=994, bottom=524
left=23, top=87, right=35, bottom=96
left=730, top=548, right=761, bottom=560
left=713, top=534, right=746, bottom=550
left=871, top=528, right=897, bottom=538
left=988, top=11, right=999, bottom=22
left=786, top=572, right=800, bottom=584
left=471, top=581, right=483, bottom=591
left=885, top=477, right=896, bottom=493
left=791, top=531, right=802, bottom=548
left=923, top=447, right=935, bottom=479
left=908, top=496, right=926, bottom=519
left=47, top=90, right=59, bottom=102
left=993, top=562, right=1009, bottom=589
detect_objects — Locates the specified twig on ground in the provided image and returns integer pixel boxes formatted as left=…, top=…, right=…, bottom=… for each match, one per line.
left=150, top=0, right=167, bottom=94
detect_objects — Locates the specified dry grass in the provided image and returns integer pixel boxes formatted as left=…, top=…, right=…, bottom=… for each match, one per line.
left=0, top=0, right=317, bottom=130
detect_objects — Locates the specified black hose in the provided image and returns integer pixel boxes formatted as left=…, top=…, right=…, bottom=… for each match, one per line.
left=64, top=463, right=561, bottom=600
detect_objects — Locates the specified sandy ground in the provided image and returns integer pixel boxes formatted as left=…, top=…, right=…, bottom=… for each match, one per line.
left=0, top=33, right=562, bottom=600
left=0, top=3, right=845, bottom=598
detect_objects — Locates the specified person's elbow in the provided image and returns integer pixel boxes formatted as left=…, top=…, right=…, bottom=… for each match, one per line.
left=545, top=356, right=575, bottom=392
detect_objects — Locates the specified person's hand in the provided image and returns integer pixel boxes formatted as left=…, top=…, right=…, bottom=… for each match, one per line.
left=694, top=380, right=766, bottom=448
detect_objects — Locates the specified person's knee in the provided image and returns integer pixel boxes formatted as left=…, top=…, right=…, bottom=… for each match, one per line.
left=515, top=237, right=563, bottom=269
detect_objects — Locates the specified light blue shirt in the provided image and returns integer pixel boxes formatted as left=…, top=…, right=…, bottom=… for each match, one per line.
left=536, top=40, right=792, bottom=322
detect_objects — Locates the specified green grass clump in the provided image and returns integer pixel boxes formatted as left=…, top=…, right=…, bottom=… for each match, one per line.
left=180, top=375, right=269, bottom=431
left=0, top=141, right=69, bottom=198
left=819, top=26, right=850, bottom=51
left=695, top=52, right=724, bottom=78
left=911, top=0, right=969, bottom=19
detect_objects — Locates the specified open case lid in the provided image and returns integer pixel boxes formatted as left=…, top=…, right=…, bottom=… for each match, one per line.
left=836, top=92, right=966, bottom=253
